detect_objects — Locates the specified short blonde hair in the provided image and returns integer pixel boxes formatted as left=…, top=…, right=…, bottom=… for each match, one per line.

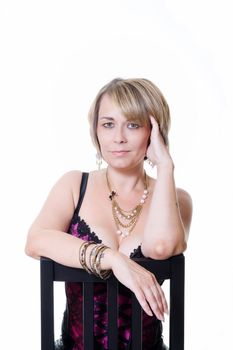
left=88, top=78, right=171, bottom=153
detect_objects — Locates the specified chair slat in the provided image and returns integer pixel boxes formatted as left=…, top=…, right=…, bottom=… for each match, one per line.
left=131, top=293, right=142, bottom=350
left=83, top=282, right=94, bottom=349
left=107, top=277, right=118, bottom=350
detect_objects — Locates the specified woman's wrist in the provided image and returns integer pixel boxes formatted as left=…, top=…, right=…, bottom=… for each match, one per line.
left=81, top=243, right=114, bottom=278
left=157, top=158, right=174, bottom=173
left=100, top=248, right=118, bottom=270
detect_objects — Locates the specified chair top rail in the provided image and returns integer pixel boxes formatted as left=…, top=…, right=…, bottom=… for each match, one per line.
left=40, top=254, right=184, bottom=283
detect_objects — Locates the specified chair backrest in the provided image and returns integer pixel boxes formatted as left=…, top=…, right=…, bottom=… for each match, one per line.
left=41, top=254, right=185, bottom=350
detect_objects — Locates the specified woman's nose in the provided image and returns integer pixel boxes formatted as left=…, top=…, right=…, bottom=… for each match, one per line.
left=113, top=127, right=127, bottom=144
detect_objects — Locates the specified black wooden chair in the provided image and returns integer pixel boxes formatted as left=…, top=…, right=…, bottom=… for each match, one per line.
left=41, top=254, right=185, bottom=350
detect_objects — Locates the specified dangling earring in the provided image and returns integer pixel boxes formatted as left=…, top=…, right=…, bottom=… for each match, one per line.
left=96, top=152, right=102, bottom=170
left=144, top=156, right=154, bottom=168
left=146, top=158, right=155, bottom=168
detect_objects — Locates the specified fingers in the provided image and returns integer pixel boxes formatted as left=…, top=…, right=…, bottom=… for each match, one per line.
left=145, top=285, right=165, bottom=321
left=135, top=290, right=153, bottom=317
left=149, top=285, right=165, bottom=319
left=153, top=279, right=169, bottom=315
left=134, top=275, right=168, bottom=321
left=149, top=116, right=160, bottom=132
left=159, top=286, right=169, bottom=315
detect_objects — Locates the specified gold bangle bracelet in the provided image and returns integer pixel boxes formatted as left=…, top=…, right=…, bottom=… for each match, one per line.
left=89, top=243, right=104, bottom=275
left=79, top=240, right=95, bottom=274
left=91, top=244, right=106, bottom=276
left=79, top=241, right=112, bottom=279
left=95, top=245, right=112, bottom=280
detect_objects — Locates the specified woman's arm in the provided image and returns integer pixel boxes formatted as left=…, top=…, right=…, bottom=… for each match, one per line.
left=25, top=170, right=86, bottom=267
left=141, top=117, right=193, bottom=259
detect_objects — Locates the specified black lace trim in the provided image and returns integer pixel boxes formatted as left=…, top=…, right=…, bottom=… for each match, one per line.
left=130, top=245, right=144, bottom=258
left=69, top=212, right=102, bottom=244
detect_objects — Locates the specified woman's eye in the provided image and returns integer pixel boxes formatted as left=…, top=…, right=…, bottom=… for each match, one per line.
left=128, top=122, right=140, bottom=129
left=103, top=122, right=114, bottom=128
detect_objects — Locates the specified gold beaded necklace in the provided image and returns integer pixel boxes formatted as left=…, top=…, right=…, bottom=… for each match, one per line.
left=106, top=169, right=149, bottom=238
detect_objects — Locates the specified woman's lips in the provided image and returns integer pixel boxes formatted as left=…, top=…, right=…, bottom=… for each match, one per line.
left=110, top=150, right=130, bottom=156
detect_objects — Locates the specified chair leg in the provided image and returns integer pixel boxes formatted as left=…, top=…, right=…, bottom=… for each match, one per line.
left=169, top=255, right=185, bottom=350
left=41, top=258, right=55, bottom=350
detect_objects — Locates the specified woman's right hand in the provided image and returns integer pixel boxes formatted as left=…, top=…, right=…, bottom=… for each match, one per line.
left=106, top=250, right=168, bottom=321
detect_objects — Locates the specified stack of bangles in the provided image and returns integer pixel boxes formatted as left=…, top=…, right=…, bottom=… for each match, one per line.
left=79, top=241, right=112, bottom=280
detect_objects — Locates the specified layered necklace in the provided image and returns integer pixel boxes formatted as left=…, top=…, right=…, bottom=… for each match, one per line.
left=106, top=169, right=149, bottom=238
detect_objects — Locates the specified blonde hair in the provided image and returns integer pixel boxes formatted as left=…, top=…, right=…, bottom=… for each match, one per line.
left=88, top=78, right=171, bottom=153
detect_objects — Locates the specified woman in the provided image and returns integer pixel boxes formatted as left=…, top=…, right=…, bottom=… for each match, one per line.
left=25, top=78, right=192, bottom=349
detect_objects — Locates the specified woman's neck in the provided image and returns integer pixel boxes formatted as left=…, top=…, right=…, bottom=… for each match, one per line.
left=105, top=165, right=146, bottom=196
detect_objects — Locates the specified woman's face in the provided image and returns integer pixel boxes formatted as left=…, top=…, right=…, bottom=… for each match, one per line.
left=97, top=94, right=151, bottom=169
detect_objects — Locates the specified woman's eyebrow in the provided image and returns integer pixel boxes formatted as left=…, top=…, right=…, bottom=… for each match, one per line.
left=99, top=116, right=114, bottom=120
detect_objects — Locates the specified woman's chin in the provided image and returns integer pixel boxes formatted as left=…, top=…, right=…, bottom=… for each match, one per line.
left=104, top=158, right=143, bottom=170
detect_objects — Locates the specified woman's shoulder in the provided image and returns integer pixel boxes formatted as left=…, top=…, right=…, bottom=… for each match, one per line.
left=59, top=169, right=103, bottom=187
left=55, top=170, right=87, bottom=208
left=177, top=187, right=192, bottom=205
left=53, top=170, right=83, bottom=196
left=176, top=187, right=193, bottom=232
left=57, top=170, right=83, bottom=185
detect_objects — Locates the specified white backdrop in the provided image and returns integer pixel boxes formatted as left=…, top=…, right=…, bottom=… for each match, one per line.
left=1, top=1, right=233, bottom=349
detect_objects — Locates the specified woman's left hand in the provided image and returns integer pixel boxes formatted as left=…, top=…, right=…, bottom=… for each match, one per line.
left=146, top=116, right=173, bottom=168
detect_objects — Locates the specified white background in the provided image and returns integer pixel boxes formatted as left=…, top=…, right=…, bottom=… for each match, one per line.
left=1, top=1, right=233, bottom=349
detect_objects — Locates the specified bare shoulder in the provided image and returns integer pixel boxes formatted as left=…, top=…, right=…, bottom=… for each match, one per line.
left=58, top=169, right=82, bottom=181
left=177, top=188, right=192, bottom=205
left=177, top=188, right=193, bottom=234
left=55, top=170, right=83, bottom=205
left=53, top=170, right=82, bottom=190
left=28, top=170, right=83, bottom=234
